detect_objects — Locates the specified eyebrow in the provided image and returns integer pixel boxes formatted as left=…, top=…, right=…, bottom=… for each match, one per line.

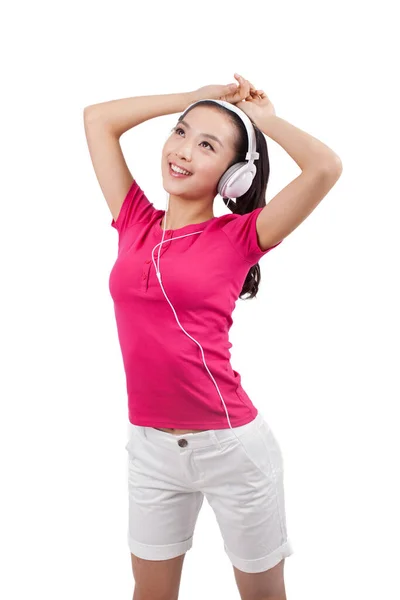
left=178, top=119, right=224, bottom=148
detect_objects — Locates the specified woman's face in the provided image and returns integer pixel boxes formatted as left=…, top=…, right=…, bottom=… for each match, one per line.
left=161, top=105, right=238, bottom=201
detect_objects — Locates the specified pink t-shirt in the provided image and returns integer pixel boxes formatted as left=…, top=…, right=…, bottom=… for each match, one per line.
left=109, top=179, right=281, bottom=429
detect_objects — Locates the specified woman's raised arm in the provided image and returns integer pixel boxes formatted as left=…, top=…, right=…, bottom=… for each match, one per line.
left=84, top=91, right=194, bottom=138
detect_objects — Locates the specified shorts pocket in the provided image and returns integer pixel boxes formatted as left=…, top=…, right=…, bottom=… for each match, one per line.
left=125, top=423, right=140, bottom=455
left=235, top=421, right=284, bottom=478
left=257, top=421, right=284, bottom=472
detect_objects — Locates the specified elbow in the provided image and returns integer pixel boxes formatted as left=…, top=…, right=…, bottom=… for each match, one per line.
left=320, top=156, right=343, bottom=177
left=83, top=105, right=100, bottom=122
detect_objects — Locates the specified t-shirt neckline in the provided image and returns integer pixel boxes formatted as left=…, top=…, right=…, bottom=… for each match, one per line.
left=154, top=212, right=218, bottom=234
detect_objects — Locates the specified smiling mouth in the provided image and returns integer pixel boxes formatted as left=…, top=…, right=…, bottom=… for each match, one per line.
left=168, top=162, right=193, bottom=176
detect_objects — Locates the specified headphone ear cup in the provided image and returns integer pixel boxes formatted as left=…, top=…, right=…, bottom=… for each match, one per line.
left=218, top=162, right=256, bottom=199
left=218, top=163, right=242, bottom=197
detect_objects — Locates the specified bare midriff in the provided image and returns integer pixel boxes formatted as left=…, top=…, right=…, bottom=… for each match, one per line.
left=154, top=427, right=207, bottom=435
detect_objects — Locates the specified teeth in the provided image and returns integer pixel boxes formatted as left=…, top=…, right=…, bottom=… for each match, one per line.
left=170, top=164, right=191, bottom=175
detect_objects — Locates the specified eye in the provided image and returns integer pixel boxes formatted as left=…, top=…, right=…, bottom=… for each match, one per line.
left=174, top=127, right=214, bottom=151
left=200, top=140, right=214, bottom=151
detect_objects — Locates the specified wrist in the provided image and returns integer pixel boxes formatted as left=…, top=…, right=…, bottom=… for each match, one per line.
left=256, top=113, right=278, bottom=132
left=187, top=89, right=202, bottom=104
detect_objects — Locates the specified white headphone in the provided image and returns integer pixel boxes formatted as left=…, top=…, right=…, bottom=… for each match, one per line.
left=152, top=98, right=266, bottom=475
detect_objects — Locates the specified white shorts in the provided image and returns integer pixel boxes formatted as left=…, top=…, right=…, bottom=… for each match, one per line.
left=125, top=410, right=294, bottom=573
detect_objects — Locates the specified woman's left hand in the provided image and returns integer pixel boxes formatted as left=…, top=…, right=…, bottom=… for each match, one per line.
left=230, top=73, right=276, bottom=125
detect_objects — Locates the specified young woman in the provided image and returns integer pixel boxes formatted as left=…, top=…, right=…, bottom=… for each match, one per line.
left=84, top=73, right=342, bottom=600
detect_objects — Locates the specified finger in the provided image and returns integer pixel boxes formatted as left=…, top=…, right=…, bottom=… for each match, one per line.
left=235, top=73, right=250, bottom=96
left=238, top=73, right=255, bottom=93
left=246, top=86, right=259, bottom=101
left=241, top=79, right=251, bottom=99
left=252, top=89, right=265, bottom=99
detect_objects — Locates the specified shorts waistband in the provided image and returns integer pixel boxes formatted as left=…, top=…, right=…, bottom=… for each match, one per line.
left=128, top=411, right=264, bottom=450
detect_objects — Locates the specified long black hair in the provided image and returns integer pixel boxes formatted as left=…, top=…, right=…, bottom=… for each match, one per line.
left=177, top=100, right=270, bottom=300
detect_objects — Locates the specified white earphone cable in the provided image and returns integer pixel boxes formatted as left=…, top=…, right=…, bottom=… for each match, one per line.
left=152, top=193, right=268, bottom=478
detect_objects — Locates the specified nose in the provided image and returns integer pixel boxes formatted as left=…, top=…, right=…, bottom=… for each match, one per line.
left=175, top=141, right=192, bottom=162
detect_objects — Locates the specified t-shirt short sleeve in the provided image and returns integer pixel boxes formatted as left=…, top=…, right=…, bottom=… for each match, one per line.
left=221, top=206, right=282, bottom=264
left=111, top=179, right=156, bottom=235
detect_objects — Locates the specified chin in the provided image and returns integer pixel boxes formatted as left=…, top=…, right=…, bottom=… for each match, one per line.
left=161, top=178, right=185, bottom=197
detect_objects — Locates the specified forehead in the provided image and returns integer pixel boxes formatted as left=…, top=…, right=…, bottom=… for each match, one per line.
left=180, top=105, right=235, bottom=143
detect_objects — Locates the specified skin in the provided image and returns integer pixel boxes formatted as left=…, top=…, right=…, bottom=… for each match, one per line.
left=160, top=104, right=238, bottom=230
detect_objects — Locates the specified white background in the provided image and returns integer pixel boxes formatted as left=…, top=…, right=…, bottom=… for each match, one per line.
left=1, top=1, right=399, bottom=598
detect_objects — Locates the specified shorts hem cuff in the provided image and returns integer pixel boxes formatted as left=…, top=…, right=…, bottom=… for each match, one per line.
left=128, top=535, right=193, bottom=561
left=224, top=538, right=294, bottom=573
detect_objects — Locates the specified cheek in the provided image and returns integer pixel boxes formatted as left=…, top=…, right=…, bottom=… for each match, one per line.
left=193, top=164, right=225, bottom=192
left=196, top=154, right=221, bottom=173
left=202, top=162, right=226, bottom=181
left=162, top=142, right=170, bottom=156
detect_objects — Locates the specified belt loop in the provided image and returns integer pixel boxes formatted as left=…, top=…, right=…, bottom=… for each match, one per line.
left=210, top=430, right=222, bottom=450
